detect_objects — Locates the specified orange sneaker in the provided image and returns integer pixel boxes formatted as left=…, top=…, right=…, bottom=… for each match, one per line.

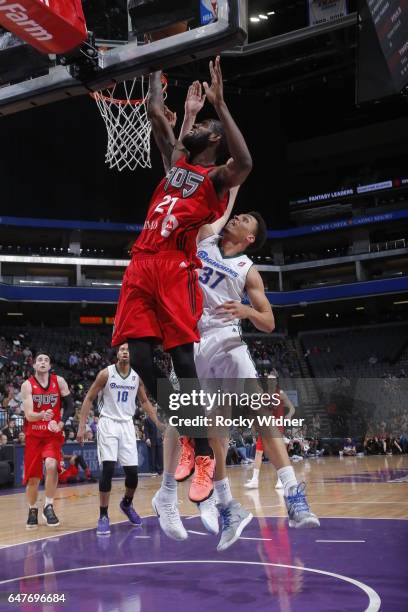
left=175, top=437, right=195, bottom=482
left=189, top=455, right=215, bottom=503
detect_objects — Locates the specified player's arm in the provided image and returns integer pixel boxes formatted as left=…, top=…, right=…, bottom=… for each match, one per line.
left=159, top=80, right=206, bottom=175
left=21, top=380, right=53, bottom=422
left=160, top=105, right=178, bottom=173
left=56, top=375, right=75, bottom=432
left=197, top=183, right=239, bottom=243
left=204, top=57, right=252, bottom=196
left=77, top=369, right=108, bottom=444
left=179, top=80, right=206, bottom=142
left=280, top=390, right=296, bottom=419
left=148, top=71, right=182, bottom=171
left=137, top=381, right=165, bottom=432
left=216, top=267, right=275, bottom=333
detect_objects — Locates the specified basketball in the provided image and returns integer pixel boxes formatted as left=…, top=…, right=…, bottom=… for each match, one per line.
left=149, top=21, right=188, bottom=42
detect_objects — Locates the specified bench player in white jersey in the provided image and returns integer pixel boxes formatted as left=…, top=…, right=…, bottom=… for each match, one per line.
left=77, top=343, right=162, bottom=536
left=175, top=190, right=320, bottom=550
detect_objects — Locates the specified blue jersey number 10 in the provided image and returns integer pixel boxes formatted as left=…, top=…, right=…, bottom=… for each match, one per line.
left=117, top=391, right=129, bottom=403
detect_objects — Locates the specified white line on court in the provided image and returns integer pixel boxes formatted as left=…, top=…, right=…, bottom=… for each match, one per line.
left=0, top=560, right=382, bottom=612
left=316, top=540, right=366, bottom=543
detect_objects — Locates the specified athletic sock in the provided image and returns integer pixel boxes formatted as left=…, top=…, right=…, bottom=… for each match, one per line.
left=160, top=472, right=177, bottom=502
left=251, top=468, right=260, bottom=483
left=29, top=504, right=37, bottom=510
left=44, top=497, right=53, bottom=507
left=214, top=478, right=233, bottom=507
left=277, top=466, right=298, bottom=496
left=100, top=506, right=108, bottom=518
left=194, top=438, right=214, bottom=458
left=122, top=495, right=133, bottom=507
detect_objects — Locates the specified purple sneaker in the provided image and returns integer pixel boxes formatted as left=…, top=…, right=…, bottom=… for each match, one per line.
left=120, top=500, right=142, bottom=526
left=96, top=515, right=111, bottom=536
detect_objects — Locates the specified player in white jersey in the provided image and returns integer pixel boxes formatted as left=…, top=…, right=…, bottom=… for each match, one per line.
left=174, top=189, right=320, bottom=550
left=77, top=343, right=162, bottom=536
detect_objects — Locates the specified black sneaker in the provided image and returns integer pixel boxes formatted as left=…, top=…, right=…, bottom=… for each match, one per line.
left=26, top=508, right=38, bottom=530
left=42, top=504, right=60, bottom=527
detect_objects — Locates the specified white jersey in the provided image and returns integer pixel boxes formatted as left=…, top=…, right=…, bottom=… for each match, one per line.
left=98, top=364, right=140, bottom=422
left=197, top=234, right=253, bottom=333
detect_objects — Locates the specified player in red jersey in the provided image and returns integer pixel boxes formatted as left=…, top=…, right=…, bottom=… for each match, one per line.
left=21, top=352, right=74, bottom=529
left=58, top=451, right=93, bottom=484
left=112, top=57, right=252, bottom=540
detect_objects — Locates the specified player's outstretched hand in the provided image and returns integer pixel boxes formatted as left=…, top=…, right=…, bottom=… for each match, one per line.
left=203, top=56, right=224, bottom=107
left=163, top=105, right=177, bottom=128
left=76, top=425, right=86, bottom=446
left=185, top=80, right=206, bottom=116
left=216, top=300, right=250, bottom=322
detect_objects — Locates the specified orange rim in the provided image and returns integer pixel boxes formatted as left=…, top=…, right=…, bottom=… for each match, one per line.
left=90, top=74, right=167, bottom=106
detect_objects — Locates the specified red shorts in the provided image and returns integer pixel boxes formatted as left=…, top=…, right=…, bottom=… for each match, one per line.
left=59, top=464, right=79, bottom=483
left=112, top=252, right=203, bottom=351
left=23, top=434, right=64, bottom=484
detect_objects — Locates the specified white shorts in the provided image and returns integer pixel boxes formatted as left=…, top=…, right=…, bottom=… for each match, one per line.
left=195, top=326, right=258, bottom=380
left=97, top=416, right=138, bottom=467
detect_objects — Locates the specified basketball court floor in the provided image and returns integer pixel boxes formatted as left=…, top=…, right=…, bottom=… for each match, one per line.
left=0, top=456, right=407, bottom=611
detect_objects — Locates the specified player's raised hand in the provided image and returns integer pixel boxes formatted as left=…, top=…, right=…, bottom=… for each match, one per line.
left=163, top=105, right=177, bottom=128
left=185, top=80, right=206, bottom=116
left=203, top=56, right=224, bottom=107
left=216, top=300, right=250, bottom=322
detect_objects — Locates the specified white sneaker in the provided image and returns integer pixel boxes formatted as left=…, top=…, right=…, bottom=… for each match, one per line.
left=275, top=477, right=284, bottom=489
left=152, top=491, right=188, bottom=541
left=244, top=479, right=259, bottom=489
left=198, top=496, right=219, bottom=535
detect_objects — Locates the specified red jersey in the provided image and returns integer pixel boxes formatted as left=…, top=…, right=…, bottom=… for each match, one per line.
left=132, top=156, right=229, bottom=268
left=24, top=373, right=62, bottom=438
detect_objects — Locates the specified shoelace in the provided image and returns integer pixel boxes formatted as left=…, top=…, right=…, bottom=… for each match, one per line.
left=287, top=484, right=310, bottom=513
left=180, top=445, right=193, bottom=465
left=193, top=458, right=212, bottom=486
left=219, top=507, right=232, bottom=529
left=128, top=506, right=140, bottom=519
left=162, top=502, right=181, bottom=525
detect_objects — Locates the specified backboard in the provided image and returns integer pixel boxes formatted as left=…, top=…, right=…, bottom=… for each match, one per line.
left=0, top=0, right=247, bottom=116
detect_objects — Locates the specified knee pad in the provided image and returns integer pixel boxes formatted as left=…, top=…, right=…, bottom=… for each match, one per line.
left=99, top=461, right=116, bottom=492
left=123, top=465, right=138, bottom=490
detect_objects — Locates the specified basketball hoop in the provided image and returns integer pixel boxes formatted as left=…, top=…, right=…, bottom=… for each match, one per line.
left=90, top=74, right=167, bottom=172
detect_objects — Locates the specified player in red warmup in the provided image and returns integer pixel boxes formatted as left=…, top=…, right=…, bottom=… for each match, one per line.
left=21, top=352, right=74, bottom=529
left=58, top=451, right=93, bottom=484
left=112, top=56, right=253, bottom=541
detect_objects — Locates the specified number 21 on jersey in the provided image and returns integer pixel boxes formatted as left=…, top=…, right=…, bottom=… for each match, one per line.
left=154, top=195, right=179, bottom=238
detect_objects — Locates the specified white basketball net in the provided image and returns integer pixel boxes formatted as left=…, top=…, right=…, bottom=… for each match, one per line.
left=92, top=76, right=165, bottom=172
